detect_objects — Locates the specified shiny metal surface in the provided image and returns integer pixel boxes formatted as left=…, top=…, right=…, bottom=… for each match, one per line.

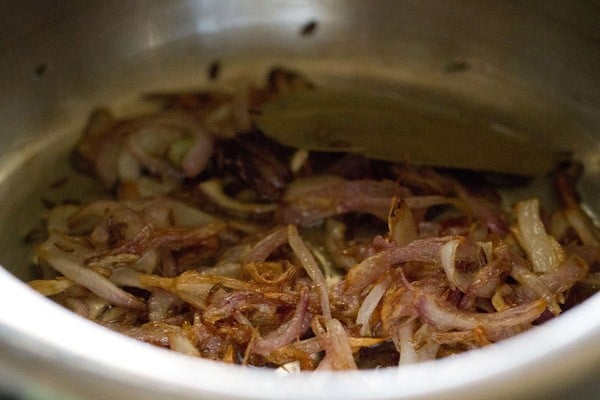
left=0, top=1, right=600, bottom=399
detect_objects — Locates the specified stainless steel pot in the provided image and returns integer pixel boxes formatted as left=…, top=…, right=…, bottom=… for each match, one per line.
left=1, top=1, right=599, bottom=399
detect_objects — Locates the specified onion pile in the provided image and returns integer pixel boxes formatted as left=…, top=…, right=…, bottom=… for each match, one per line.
left=27, top=67, right=600, bottom=370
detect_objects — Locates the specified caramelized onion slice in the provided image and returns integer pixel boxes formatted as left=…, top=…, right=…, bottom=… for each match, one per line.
left=388, top=197, right=418, bottom=247
left=38, top=241, right=145, bottom=310
left=288, top=224, right=332, bottom=320
left=338, top=236, right=459, bottom=296
left=27, top=278, right=74, bottom=296
left=253, top=289, right=309, bottom=355
left=416, top=291, right=546, bottom=338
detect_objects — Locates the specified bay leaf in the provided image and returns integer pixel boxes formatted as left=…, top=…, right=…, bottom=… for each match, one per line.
left=255, top=88, right=560, bottom=176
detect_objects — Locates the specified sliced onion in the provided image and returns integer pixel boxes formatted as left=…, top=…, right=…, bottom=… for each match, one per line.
left=416, top=291, right=546, bottom=339
left=316, top=354, right=332, bottom=370
left=140, top=273, right=211, bottom=310
left=117, top=147, right=141, bottom=181
left=455, top=184, right=508, bottom=236
left=476, top=241, right=493, bottom=263
left=281, top=175, right=344, bottom=201
left=337, top=236, right=459, bottom=297
left=148, top=288, right=185, bottom=321
left=439, top=238, right=464, bottom=291
left=38, top=241, right=145, bottom=310
left=544, top=255, right=589, bottom=294
left=463, top=246, right=511, bottom=299
left=64, top=294, right=110, bottom=320
left=564, top=207, right=600, bottom=247
left=140, top=269, right=287, bottom=312
left=159, top=248, right=178, bottom=277
left=108, top=321, right=181, bottom=347
left=180, top=129, right=214, bottom=178
left=510, top=261, right=561, bottom=315
left=253, top=289, right=309, bottom=355
left=290, top=149, right=309, bottom=173
left=275, top=361, right=302, bottom=375
left=288, top=224, right=332, bottom=320
left=198, top=179, right=277, bottom=215
left=324, top=219, right=357, bottom=270
left=148, top=222, right=226, bottom=251
left=27, top=278, right=73, bottom=296
left=278, top=176, right=408, bottom=225
left=202, top=262, right=243, bottom=278
left=550, top=210, right=571, bottom=241
left=138, top=198, right=216, bottom=228
left=328, top=318, right=358, bottom=370
left=514, top=198, right=562, bottom=273
left=242, top=226, right=288, bottom=263
left=110, top=267, right=145, bottom=288
left=396, top=319, right=418, bottom=365
left=412, top=323, right=441, bottom=362
left=169, top=332, right=201, bottom=356
left=356, top=276, right=391, bottom=336
left=392, top=165, right=453, bottom=195
left=317, top=318, right=357, bottom=371
left=120, top=110, right=213, bottom=180
left=86, top=253, right=140, bottom=269
left=67, top=200, right=121, bottom=234
left=388, top=197, right=418, bottom=247
left=512, top=255, right=590, bottom=306
left=203, top=291, right=266, bottom=325
left=126, top=132, right=183, bottom=180
left=142, top=270, right=280, bottom=293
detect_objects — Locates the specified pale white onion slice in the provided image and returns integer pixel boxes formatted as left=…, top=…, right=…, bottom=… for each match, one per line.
left=38, top=241, right=145, bottom=310
left=275, top=361, right=301, bottom=375
left=439, top=238, right=464, bottom=290
left=169, top=332, right=201, bottom=356
left=397, top=319, right=418, bottom=365
left=514, top=198, right=562, bottom=273
left=356, top=276, right=391, bottom=336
